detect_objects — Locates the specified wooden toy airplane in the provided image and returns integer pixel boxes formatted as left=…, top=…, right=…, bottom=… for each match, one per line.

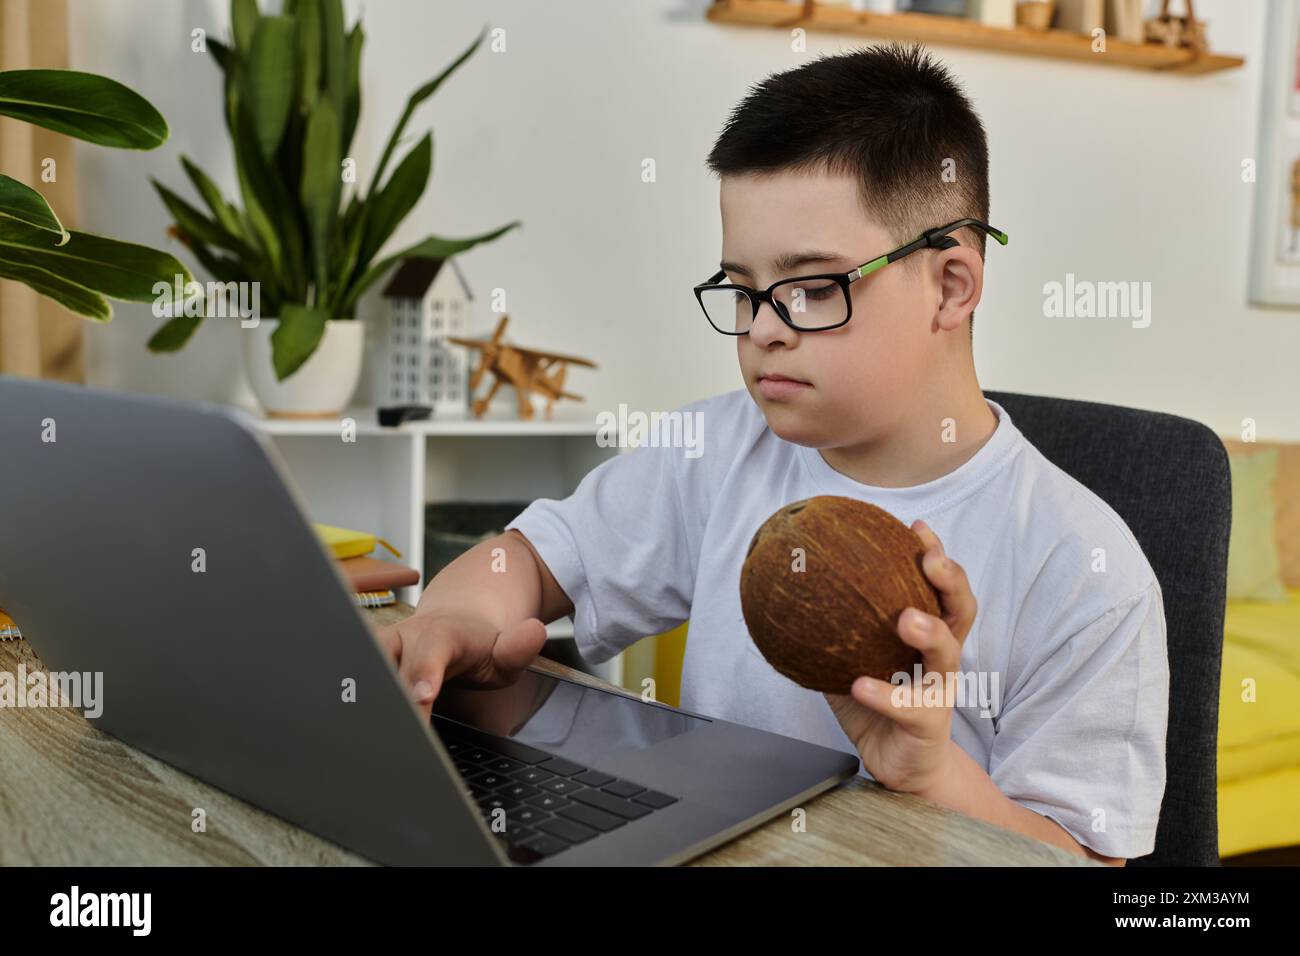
left=447, top=315, right=597, bottom=420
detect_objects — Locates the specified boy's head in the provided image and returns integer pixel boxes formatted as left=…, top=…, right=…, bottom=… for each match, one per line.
left=704, top=44, right=994, bottom=450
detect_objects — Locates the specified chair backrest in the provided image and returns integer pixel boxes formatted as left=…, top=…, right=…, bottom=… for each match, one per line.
left=984, top=390, right=1231, bottom=867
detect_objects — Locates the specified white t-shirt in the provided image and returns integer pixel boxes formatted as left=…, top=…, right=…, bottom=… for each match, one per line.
left=505, top=388, right=1169, bottom=859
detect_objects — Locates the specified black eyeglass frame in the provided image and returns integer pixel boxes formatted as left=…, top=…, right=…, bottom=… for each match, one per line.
left=693, top=218, right=1009, bottom=335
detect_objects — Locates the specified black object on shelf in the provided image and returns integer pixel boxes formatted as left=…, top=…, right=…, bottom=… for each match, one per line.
left=897, top=0, right=969, bottom=15
left=378, top=404, right=432, bottom=427
left=424, top=501, right=531, bottom=579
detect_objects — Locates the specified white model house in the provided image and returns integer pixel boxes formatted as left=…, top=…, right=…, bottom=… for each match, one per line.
left=378, top=257, right=474, bottom=414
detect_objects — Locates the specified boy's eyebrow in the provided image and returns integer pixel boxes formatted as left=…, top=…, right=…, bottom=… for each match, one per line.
left=719, top=250, right=848, bottom=279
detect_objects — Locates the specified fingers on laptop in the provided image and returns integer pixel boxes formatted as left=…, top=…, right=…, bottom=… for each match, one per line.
left=373, top=622, right=403, bottom=663
left=377, top=615, right=547, bottom=719
left=397, top=619, right=457, bottom=714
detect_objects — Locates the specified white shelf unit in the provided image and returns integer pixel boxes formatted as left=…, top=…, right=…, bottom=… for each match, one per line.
left=246, top=404, right=626, bottom=685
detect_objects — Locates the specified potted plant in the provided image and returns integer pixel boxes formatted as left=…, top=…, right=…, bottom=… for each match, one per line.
left=0, top=70, right=191, bottom=331
left=152, top=0, right=519, bottom=416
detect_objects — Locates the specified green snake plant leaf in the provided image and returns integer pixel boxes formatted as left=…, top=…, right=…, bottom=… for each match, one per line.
left=179, top=155, right=248, bottom=246
left=295, top=0, right=321, bottom=112
left=341, top=23, right=363, bottom=152
left=271, top=303, right=327, bottom=380
left=367, top=26, right=485, bottom=197
left=229, top=94, right=284, bottom=281
left=0, top=69, right=167, bottom=149
left=147, top=313, right=204, bottom=352
left=151, top=179, right=255, bottom=261
left=0, top=174, right=68, bottom=243
left=232, top=0, right=259, bottom=54
left=354, top=131, right=431, bottom=280
left=248, top=15, right=296, bottom=161
left=339, top=220, right=520, bottom=317
left=177, top=235, right=249, bottom=286
left=208, top=37, right=235, bottom=76
left=301, top=95, right=341, bottom=299
left=321, top=0, right=346, bottom=119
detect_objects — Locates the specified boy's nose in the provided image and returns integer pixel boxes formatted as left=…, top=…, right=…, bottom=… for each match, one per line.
left=747, top=300, right=798, bottom=347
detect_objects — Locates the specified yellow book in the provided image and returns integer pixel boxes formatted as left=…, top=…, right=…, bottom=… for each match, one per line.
left=313, top=523, right=401, bottom=561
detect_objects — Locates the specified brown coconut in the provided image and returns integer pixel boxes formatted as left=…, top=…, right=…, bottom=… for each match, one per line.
left=739, top=495, right=941, bottom=694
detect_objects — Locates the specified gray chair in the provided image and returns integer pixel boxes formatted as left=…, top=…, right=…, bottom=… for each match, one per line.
left=983, top=390, right=1231, bottom=866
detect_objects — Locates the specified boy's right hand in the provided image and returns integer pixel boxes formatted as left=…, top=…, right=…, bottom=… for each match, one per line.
left=372, top=613, right=550, bottom=721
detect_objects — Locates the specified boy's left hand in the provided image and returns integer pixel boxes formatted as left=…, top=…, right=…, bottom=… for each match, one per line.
left=824, top=519, right=977, bottom=795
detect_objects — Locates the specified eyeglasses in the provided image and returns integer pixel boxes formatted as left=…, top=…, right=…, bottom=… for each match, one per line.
left=693, top=218, right=1008, bottom=336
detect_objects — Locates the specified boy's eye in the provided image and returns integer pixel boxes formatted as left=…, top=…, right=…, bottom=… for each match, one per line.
left=788, top=282, right=837, bottom=300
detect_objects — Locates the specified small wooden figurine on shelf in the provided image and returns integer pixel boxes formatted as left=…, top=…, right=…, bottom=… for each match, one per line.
left=447, top=315, right=597, bottom=420
left=1144, top=0, right=1206, bottom=53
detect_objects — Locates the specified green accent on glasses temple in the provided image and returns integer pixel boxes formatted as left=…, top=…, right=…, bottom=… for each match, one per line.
left=856, top=256, right=889, bottom=279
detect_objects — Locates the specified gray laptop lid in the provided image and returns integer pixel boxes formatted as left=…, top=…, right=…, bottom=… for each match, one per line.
left=0, top=376, right=501, bottom=866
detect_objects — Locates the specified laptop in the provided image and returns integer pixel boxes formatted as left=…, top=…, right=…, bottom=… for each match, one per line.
left=0, top=376, right=860, bottom=866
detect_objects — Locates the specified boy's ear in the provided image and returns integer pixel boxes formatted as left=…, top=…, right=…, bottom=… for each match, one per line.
left=932, top=246, right=983, bottom=334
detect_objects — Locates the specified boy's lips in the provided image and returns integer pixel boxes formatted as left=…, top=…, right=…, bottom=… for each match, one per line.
left=757, top=373, right=811, bottom=400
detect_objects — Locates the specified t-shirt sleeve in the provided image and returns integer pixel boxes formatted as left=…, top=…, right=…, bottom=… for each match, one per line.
left=988, top=578, right=1169, bottom=860
left=504, top=439, right=703, bottom=665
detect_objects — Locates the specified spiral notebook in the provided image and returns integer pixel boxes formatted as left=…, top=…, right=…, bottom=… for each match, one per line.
left=354, top=590, right=397, bottom=608
left=0, top=608, right=20, bottom=641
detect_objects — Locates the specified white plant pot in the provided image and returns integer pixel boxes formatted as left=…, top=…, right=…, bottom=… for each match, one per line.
left=241, top=318, right=364, bottom=418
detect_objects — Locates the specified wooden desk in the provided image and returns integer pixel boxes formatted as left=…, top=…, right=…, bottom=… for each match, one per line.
left=0, top=604, right=1093, bottom=866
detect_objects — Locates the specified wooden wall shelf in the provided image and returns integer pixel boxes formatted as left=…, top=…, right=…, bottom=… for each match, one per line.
left=706, top=0, right=1244, bottom=75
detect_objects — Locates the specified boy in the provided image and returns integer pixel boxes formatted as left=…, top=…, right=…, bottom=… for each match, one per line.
left=377, top=45, right=1168, bottom=866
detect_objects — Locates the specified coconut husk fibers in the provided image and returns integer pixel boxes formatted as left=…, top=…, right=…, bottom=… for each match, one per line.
left=739, top=495, right=941, bottom=694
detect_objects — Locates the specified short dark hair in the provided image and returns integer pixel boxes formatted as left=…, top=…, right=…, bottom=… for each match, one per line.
left=705, top=44, right=990, bottom=339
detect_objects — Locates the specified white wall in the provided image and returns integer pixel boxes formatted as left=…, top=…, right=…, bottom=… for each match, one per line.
left=67, top=0, right=1299, bottom=437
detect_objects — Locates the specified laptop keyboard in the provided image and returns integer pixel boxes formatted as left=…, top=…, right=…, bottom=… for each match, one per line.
left=432, top=714, right=680, bottom=863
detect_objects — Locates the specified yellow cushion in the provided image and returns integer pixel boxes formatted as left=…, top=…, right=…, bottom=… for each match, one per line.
left=1217, top=589, right=1300, bottom=854
left=653, top=622, right=688, bottom=707
left=1223, top=587, right=1300, bottom=675
left=1219, top=642, right=1300, bottom=780
left=1219, top=765, right=1300, bottom=857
